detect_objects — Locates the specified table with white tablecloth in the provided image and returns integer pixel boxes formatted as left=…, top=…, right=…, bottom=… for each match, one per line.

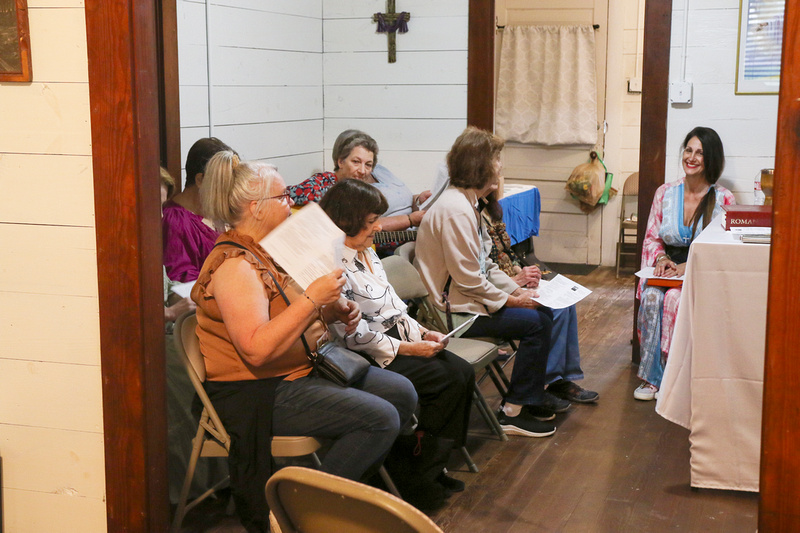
left=656, top=213, right=769, bottom=492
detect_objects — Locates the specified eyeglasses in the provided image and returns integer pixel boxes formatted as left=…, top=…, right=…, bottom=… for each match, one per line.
left=264, top=188, right=291, bottom=202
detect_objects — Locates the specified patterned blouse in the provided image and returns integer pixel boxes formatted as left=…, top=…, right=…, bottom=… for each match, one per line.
left=287, top=171, right=338, bottom=206
left=329, top=245, right=424, bottom=367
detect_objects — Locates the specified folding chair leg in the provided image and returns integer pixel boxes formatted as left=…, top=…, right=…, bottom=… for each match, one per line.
left=460, top=446, right=479, bottom=473
left=378, top=465, right=402, bottom=498
left=486, top=364, right=509, bottom=397
left=311, top=452, right=322, bottom=468
left=171, top=423, right=206, bottom=532
left=473, top=389, right=507, bottom=442
left=471, top=390, right=494, bottom=429
left=490, top=360, right=511, bottom=393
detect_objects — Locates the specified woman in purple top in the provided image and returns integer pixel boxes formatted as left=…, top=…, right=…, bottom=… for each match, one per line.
left=162, top=137, right=236, bottom=282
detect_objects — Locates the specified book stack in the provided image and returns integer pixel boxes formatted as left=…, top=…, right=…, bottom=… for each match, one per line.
left=722, top=205, right=772, bottom=244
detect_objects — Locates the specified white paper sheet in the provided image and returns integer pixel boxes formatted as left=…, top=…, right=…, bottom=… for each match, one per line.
left=259, top=203, right=345, bottom=290
left=634, top=266, right=684, bottom=281
left=170, top=281, right=195, bottom=299
left=531, top=274, right=591, bottom=309
left=441, top=314, right=479, bottom=341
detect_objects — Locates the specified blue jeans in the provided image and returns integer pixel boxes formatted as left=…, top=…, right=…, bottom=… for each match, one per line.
left=463, top=306, right=553, bottom=405
left=546, top=306, right=584, bottom=384
left=272, top=366, right=417, bottom=481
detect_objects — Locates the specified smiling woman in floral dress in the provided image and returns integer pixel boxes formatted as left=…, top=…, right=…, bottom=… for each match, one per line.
left=634, top=127, right=736, bottom=401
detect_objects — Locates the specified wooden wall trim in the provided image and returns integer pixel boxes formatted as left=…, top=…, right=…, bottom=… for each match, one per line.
left=468, top=0, right=495, bottom=131
left=157, top=0, right=182, bottom=188
left=632, top=0, right=673, bottom=361
left=85, top=1, right=169, bottom=530
left=759, top=1, right=800, bottom=529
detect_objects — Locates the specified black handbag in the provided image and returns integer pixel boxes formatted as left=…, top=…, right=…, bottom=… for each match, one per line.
left=310, top=340, right=370, bottom=387
left=212, top=241, right=370, bottom=387
left=267, top=275, right=369, bottom=387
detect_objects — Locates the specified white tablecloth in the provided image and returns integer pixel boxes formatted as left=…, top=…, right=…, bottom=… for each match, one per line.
left=656, top=214, right=769, bottom=492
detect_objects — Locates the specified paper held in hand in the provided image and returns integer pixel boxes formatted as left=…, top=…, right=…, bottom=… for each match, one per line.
left=259, top=203, right=345, bottom=290
left=634, top=266, right=684, bottom=281
left=531, top=274, right=592, bottom=309
left=441, top=314, right=479, bottom=341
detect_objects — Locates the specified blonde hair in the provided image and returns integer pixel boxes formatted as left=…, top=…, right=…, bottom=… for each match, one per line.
left=201, top=151, right=279, bottom=227
left=159, top=166, right=175, bottom=198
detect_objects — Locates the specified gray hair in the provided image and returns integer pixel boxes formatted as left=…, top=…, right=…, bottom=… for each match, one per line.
left=332, top=129, right=379, bottom=170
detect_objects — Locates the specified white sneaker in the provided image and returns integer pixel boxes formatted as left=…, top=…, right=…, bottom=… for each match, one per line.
left=633, top=382, right=658, bottom=401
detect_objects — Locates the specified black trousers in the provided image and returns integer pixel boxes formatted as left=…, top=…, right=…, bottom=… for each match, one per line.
left=385, top=349, right=474, bottom=447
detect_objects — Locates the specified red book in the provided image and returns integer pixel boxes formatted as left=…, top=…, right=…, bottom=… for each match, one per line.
left=721, top=205, right=772, bottom=230
left=647, top=278, right=683, bottom=288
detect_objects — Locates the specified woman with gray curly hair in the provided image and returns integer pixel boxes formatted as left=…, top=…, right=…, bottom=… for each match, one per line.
left=288, top=129, right=431, bottom=234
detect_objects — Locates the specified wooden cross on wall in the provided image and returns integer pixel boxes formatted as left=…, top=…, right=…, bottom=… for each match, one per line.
left=373, top=0, right=410, bottom=63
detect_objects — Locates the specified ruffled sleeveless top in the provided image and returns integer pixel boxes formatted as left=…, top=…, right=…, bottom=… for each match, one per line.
left=191, top=231, right=319, bottom=382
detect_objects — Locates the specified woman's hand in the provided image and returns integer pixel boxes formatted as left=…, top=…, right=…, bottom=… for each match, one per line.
left=398, top=340, right=443, bottom=357
left=506, top=288, right=540, bottom=309
left=305, top=269, right=346, bottom=307
left=414, top=190, right=433, bottom=209
left=164, top=297, right=196, bottom=323
left=324, top=298, right=361, bottom=334
left=409, top=209, right=426, bottom=227
left=654, top=257, right=677, bottom=277
left=422, top=330, right=449, bottom=349
left=513, top=265, right=542, bottom=288
left=662, top=262, right=686, bottom=278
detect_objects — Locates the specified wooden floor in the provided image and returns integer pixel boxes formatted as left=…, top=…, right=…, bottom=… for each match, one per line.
left=180, top=267, right=759, bottom=532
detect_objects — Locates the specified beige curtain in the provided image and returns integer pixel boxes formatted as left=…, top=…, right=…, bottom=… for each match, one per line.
left=496, top=25, right=598, bottom=145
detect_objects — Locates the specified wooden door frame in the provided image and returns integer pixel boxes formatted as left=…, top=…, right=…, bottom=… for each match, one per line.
left=85, top=0, right=170, bottom=530
left=468, top=0, right=495, bottom=130
left=759, top=1, right=800, bottom=528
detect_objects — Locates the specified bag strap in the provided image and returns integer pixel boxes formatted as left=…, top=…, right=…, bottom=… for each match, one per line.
left=594, top=153, right=615, bottom=206
left=213, top=240, right=318, bottom=361
left=441, top=276, right=454, bottom=331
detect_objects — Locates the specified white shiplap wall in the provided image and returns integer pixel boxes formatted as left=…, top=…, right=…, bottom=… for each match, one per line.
left=665, top=0, right=778, bottom=204
left=177, top=0, right=469, bottom=193
left=177, top=0, right=324, bottom=184
left=0, top=1, right=107, bottom=531
left=323, top=0, right=469, bottom=193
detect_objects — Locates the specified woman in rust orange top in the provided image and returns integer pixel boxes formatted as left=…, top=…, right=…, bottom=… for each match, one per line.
left=192, top=151, right=417, bottom=532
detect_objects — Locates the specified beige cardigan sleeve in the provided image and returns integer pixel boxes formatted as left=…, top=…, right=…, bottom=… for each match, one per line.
left=436, top=205, right=510, bottom=314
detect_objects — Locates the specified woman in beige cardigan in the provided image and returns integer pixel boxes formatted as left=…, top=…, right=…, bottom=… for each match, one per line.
left=415, top=127, right=569, bottom=438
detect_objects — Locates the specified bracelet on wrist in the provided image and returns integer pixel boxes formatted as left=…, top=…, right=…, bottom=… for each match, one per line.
left=302, top=292, right=320, bottom=311
left=407, top=214, right=414, bottom=228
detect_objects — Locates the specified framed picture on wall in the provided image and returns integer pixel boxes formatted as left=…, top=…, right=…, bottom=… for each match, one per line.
left=736, top=0, right=784, bottom=94
left=0, top=0, right=32, bottom=83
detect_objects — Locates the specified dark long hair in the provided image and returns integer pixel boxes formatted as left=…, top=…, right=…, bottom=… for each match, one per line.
left=185, top=137, right=236, bottom=187
left=683, top=127, right=725, bottom=236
